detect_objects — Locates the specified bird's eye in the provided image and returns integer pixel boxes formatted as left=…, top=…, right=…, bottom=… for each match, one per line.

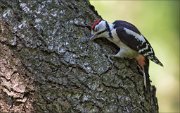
left=94, top=26, right=99, bottom=32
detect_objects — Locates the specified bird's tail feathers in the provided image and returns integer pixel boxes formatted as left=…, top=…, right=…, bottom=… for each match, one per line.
left=138, top=58, right=151, bottom=92
left=147, top=55, right=163, bottom=67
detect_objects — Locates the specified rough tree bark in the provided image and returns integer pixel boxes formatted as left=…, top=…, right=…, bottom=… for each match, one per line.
left=0, top=0, right=159, bottom=113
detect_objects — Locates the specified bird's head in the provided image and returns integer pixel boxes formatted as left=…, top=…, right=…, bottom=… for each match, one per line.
left=90, top=19, right=111, bottom=40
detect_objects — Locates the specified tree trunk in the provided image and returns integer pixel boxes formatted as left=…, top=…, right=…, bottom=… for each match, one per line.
left=0, top=0, right=158, bottom=113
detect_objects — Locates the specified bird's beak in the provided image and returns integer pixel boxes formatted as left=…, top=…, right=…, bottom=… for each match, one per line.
left=90, top=34, right=97, bottom=40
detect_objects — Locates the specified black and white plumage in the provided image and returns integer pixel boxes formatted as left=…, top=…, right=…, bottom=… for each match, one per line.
left=90, top=19, right=163, bottom=89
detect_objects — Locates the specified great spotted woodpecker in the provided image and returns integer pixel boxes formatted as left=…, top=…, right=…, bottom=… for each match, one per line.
left=90, top=19, right=163, bottom=89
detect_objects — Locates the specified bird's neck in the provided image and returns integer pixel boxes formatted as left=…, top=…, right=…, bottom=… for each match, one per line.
left=108, top=23, right=114, bottom=31
left=106, top=23, right=114, bottom=38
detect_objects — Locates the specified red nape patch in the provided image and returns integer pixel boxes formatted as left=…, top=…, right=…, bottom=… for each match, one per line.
left=91, top=19, right=101, bottom=30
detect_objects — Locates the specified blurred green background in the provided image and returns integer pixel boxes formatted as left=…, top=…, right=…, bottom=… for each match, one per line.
left=90, top=0, right=179, bottom=112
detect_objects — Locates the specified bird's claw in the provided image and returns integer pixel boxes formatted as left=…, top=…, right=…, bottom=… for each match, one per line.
left=107, top=55, right=114, bottom=64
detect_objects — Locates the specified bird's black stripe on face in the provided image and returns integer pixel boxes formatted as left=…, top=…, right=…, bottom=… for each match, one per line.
left=96, top=21, right=113, bottom=38
left=96, top=29, right=107, bottom=36
left=105, top=21, right=113, bottom=38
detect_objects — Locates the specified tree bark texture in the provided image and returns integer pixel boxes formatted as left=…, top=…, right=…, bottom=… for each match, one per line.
left=0, top=0, right=158, bottom=113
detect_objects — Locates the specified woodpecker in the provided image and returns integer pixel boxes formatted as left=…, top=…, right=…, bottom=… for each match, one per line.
left=90, top=19, right=163, bottom=89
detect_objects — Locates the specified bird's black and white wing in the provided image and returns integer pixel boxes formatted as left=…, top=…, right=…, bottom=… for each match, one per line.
left=115, top=26, right=163, bottom=66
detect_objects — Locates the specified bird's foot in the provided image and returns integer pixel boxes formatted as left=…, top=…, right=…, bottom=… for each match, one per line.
left=107, top=55, right=115, bottom=64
